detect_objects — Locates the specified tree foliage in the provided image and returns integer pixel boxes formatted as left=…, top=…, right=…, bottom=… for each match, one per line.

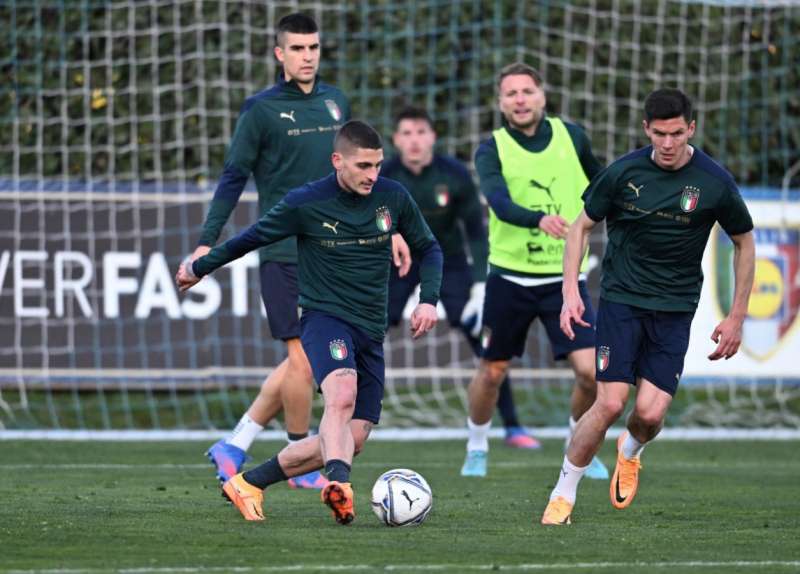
left=3, top=0, right=798, bottom=187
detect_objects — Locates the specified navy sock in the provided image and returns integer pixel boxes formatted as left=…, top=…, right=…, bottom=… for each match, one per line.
left=287, top=431, right=308, bottom=442
left=242, top=456, right=287, bottom=489
left=496, top=377, right=521, bottom=429
left=325, top=459, right=351, bottom=483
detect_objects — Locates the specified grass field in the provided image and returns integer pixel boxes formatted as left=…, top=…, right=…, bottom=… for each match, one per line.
left=1, top=439, right=798, bottom=574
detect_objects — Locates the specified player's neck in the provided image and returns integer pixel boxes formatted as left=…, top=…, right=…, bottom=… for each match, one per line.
left=335, top=172, right=361, bottom=196
left=285, top=73, right=315, bottom=94
left=651, top=144, right=694, bottom=171
left=509, top=118, right=541, bottom=137
left=401, top=154, right=432, bottom=176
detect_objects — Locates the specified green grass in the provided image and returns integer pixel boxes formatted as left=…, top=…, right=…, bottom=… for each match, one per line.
left=1, top=439, right=798, bottom=574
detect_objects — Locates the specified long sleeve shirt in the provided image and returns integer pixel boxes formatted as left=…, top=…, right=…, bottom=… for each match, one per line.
left=197, top=75, right=351, bottom=263
left=194, top=173, right=443, bottom=340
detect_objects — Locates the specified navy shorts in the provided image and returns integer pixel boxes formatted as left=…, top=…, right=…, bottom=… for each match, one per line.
left=299, top=310, right=385, bottom=424
left=387, top=254, right=471, bottom=328
left=259, top=261, right=301, bottom=340
left=595, top=298, right=694, bottom=396
left=481, top=274, right=595, bottom=361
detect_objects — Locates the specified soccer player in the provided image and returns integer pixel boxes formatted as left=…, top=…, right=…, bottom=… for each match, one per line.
left=541, top=88, right=755, bottom=525
left=461, top=62, right=608, bottom=478
left=194, top=13, right=408, bottom=489
left=176, top=120, right=442, bottom=524
left=383, top=106, right=539, bottom=449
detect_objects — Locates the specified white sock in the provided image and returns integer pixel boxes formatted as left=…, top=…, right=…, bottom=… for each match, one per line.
left=466, top=417, right=491, bottom=452
left=550, top=455, right=588, bottom=504
left=564, top=416, right=577, bottom=450
left=622, top=432, right=646, bottom=460
left=227, top=414, right=263, bottom=451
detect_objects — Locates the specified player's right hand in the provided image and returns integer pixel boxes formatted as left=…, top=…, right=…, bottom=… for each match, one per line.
left=559, top=290, right=589, bottom=340
left=410, top=303, right=437, bottom=339
left=707, top=315, right=744, bottom=360
left=538, top=215, right=569, bottom=239
left=175, top=257, right=201, bottom=292
left=191, top=245, right=211, bottom=261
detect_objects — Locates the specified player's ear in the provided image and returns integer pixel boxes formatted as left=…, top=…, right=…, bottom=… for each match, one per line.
left=274, top=45, right=284, bottom=64
left=331, top=152, right=343, bottom=171
left=687, top=120, right=696, bottom=138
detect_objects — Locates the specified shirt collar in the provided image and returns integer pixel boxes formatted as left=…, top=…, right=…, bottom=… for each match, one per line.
left=277, top=72, right=320, bottom=96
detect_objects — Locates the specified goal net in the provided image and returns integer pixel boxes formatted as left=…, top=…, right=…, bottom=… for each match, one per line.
left=2, top=0, right=799, bottom=435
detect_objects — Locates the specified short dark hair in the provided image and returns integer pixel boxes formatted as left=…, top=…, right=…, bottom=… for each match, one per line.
left=644, top=88, right=693, bottom=123
left=496, top=62, right=544, bottom=90
left=276, top=13, right=318, bottom=46
left=393, top=106, right=434, bottom=131
left=334, top=120, right=383, bottom=153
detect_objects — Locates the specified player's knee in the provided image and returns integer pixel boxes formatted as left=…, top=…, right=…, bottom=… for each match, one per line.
left=480, top=360, right=509, bottom=387
left=575, top=368, right=596, bottom=394
left=634, top=407, right=665, bottom=429
left=596, top=395, right=625, bottom=422
left=326, top=393, right=356, bottom=415
left=322, top=373, right=357, bottom=414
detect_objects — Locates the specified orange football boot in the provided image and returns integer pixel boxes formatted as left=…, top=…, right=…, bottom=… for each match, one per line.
left=321, top=481, right=355, bottom=525
left=540, top=496, right=573, bottom=525
left=222, top=473, right=265, bottom=521
left=610, top=431, right=642, bottom=509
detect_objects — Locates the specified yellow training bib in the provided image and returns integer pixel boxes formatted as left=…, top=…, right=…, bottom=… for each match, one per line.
left=489, top=117, right=589, bottom=274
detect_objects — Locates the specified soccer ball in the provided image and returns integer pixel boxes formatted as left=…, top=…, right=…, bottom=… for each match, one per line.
left=370, top=468, right=432, bottom=526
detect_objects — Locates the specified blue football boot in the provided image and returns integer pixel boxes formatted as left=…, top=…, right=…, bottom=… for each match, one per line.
left=460, top=450, right=488, bottom=477
left=206, top=440, right=248, bottom=484
left=287, top=470, right=329, bottom=490
left=585, top=455, right=610, bottom=480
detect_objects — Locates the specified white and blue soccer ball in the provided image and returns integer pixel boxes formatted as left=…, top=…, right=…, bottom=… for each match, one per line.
left=371, top=468, right=432, bottom=527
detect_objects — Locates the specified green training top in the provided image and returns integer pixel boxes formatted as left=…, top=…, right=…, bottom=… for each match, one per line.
left=583, top=145, right=753, bottom=312
left=193, top=173, right=443, bottom=341
left=380, top=154, right=488, bottom=282
left=197, top=75, right=351, bottom=264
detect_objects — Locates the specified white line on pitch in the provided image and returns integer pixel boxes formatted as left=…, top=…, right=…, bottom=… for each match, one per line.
left=3, top=560, right=800, bottom=573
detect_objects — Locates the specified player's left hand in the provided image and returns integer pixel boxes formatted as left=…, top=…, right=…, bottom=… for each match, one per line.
left=559, top=289, right=590, bottom=340
left=391, top=233, right=412, bottom=277
left=410, top=303, right=437, bottom=339
left=708, top=316, right=743, bottom=360
left=460, top=282, right=486, bottom=338
left=538, top=215, right=570, bottom=239
left=175, top=257, right=201, bottom=292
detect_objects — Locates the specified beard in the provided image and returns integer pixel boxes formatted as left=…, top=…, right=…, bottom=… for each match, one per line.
left=508, top=109, right=543, bottom=131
